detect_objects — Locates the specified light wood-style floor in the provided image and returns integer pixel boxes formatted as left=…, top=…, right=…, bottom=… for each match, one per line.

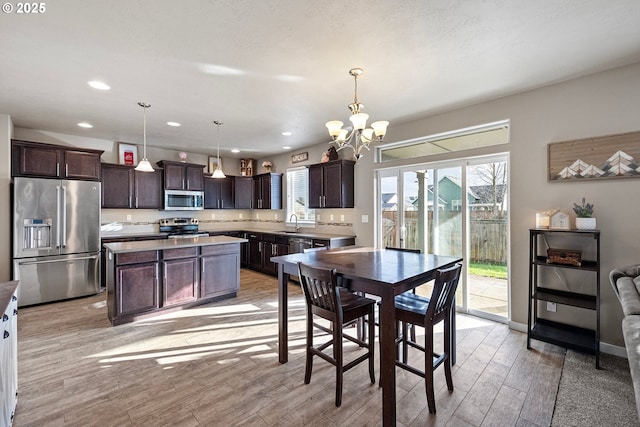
left=15, top=269, right=565, bottom=426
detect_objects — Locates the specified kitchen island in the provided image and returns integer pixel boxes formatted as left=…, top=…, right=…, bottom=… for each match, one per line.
left=103, top=235, right=246, bottom=325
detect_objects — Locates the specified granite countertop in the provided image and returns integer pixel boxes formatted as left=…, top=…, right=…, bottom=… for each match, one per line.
left=103, top=235, right=247, bottom=254
left=220, top=228, right=356, bottom=240
left=101, top=228, right=356, bottom=241
left=0, top=281, right=19, bottom=313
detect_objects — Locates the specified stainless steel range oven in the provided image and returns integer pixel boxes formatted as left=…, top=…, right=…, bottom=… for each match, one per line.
left=160, top=217, right=209, bottom=238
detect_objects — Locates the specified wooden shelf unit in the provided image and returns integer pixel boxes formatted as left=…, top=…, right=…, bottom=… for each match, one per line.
left=527, top=228, right=601, bottom=368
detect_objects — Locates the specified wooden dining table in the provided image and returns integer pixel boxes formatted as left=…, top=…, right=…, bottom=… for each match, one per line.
left=270, top=246, right=463, bottom=426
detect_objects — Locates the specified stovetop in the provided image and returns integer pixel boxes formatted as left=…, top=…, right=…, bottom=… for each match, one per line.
left=159, top=217, right=200, bottom=235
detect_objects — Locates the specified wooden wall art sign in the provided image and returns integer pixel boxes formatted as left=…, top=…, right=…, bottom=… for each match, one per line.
left=291, top=152, right=308, bottom=164
left=548, top=131, right=640, bottom=182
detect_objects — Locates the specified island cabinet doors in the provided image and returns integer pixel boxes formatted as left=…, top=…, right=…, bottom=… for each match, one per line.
left=200, top=245, right=240, bottom=299
left=115, top=250, right=160, bottom=316
left=162, top=247, right=198, bottom=306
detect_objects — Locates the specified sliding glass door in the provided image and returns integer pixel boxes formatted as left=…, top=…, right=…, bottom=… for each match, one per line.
left=376, top=155, right=509, bottom=321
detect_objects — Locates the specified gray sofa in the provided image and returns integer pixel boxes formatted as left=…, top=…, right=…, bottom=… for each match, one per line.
left=610, top=265, right=640, bottom=417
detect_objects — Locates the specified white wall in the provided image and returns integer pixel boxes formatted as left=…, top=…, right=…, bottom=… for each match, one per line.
left=0, top=115, right=13, bottom=281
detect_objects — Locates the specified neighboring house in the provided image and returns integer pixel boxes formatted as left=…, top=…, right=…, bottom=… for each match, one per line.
left=385, top=176, right=507, bottom=213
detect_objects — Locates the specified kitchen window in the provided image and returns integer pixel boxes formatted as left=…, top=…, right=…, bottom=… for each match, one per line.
left=286, top=167, right=315, bottom=226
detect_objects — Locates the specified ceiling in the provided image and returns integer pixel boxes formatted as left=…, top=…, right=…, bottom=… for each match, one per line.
left=2, top=0, right=640, bottom=159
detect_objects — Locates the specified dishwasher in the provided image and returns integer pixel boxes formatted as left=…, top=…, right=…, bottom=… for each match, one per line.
left=288, top=237, right=313, bottom=282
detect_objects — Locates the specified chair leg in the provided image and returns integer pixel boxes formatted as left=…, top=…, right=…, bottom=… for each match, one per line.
left=425, top=323, right=436, bottom=414
left=334, top=323, right=344, bottom=407
left=444, top=314, right=454, bottom=392
left=402, top=321, right=409, bottom=364
left=304, top=313, right=313, bottom=384
left=368, top=308, right=375, bottom=384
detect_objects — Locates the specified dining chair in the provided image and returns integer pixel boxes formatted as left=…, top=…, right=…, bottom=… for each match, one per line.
left=297, top=262, right=376, bottom=407
left=394, top=263, right=462, bottom=414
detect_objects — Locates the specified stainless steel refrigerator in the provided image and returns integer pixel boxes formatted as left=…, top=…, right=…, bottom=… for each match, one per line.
left=12, top=177, right=101, bottom=306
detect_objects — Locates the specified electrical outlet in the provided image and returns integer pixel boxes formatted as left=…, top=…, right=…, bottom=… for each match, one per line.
left=547, top=302, right=557, bottom=312
left=239, top=213, right=243, bottom=219
left=330, top=214, right=334, bottom=221
left=340, top=214, right=345, bottom=222
left=211, top=213, right=216, bottom=219
left=256, top=213, right=260, bottom=219
left=126, top=214, right=132, bottom=221
left=274, top=213, right=278, bottom=219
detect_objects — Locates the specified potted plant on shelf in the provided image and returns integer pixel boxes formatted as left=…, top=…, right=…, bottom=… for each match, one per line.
left=262, top=161, right=272, bottom=172
left=572, top=197, right=596, bottom=229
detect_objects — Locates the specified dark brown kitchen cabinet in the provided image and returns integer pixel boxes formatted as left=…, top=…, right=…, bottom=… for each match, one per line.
left=234, top=176, right=253, bottom=209
left=12, top=140, right=102, bottom=181
left=252, top=173, right=282, bottom=209
left=246, top=233, right=288, bottom=275
left=156, top=160, right=205, bottom=191
left=308, top=160, right=355, bottom=208
left=113, top=251, right=160, bottom=317
left=204, top=175, right=234, bottom=209
left=200, top=244, right=240, bottom=299
left=101, top=163, right=162, bottom=209
left=162, top=247, right=198, bottom=306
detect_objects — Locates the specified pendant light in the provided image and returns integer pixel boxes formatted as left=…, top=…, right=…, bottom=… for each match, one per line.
left=211, top=120, right=226, bottom=178
left=135, top=102, right=154, bottom=172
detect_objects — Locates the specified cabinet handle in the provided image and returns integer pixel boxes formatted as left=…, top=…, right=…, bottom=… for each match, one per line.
left=221, top=200, right=224, bottom=209
left=65, top=163, right=69, bottom=176
left=258, top=242, right=262, bottom=252
left=135, top=197, right=139, bottom=208
left=187, top=179, right=190, bottom=189
left=182, top=179, right=185, bottom=189
left=56, top=163, right=59, bottom=176
left=129, top=196, right=133, bottom=208
left=272, top=244, right=276, bottom=255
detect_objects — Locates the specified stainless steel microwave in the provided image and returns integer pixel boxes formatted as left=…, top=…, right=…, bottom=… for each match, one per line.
left=164, top=189, right=204, bottom=211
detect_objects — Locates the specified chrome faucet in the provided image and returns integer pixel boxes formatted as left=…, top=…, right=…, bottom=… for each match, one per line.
left=289, top=213, right=299, bottom=232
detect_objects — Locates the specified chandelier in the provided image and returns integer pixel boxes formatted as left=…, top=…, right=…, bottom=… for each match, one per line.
left=325, top=68, right=389, bottom=160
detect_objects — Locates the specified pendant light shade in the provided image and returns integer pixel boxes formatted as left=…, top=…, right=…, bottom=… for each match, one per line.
left=211, top=120, right=226, bottom=179
left=135, top=102, right=154, bottom=172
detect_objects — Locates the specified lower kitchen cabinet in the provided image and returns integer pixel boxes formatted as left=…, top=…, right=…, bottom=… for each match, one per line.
left=0, top=281, right=18, bottom=427
left=105, top=238, right=243, bottom=325
left=114, top=251, right=160, bottom=317
left=200, top=245, right=240, bottom=298
left=163, top=247, right=198, bottom=306
left=246, top=233, right=289, bottom=275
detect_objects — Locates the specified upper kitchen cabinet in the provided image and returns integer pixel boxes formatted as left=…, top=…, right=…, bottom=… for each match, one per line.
left=253, top=173, right=282, bottom=209
left=308, top=160, right=355, bottom=208
left=12, top=140, right=103, bottom=181
left=156, top=160, right=205, bottom=191
left=234, top=176, right=253, bottom=209
left=101, top=163, right=163, bottom=209
left=204, top=175, right=234, bottom=209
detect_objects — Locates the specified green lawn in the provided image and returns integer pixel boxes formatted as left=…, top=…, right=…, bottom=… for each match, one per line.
left=468, top=262, right=507, bottom=279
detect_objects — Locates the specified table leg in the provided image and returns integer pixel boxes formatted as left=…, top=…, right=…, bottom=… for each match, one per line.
left=378, top=287, right=396, bottom=426
left=278, top=265, right=289, bottom=364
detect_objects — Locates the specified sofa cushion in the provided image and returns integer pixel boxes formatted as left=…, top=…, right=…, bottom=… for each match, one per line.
left=617, top=277, right=640, bottom=316
left=622, top=315, right=640, bottom=417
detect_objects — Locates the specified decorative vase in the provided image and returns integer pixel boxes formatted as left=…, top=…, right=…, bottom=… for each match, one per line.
left=575, top=217, right=596, bottom=230
left=264, top=166, right=272, bottom=173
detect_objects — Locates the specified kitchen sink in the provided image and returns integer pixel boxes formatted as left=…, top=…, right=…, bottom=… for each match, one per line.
left=277, top=230, right=299, bottom=234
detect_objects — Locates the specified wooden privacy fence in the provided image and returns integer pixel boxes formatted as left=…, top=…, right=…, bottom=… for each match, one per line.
left=382, top=211, right=507, bottom=264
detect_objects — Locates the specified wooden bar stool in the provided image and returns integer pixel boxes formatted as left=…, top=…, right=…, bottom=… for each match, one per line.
left=297, top=262, right=376, bottom=407
left=394, top=263, right=462, bottom=414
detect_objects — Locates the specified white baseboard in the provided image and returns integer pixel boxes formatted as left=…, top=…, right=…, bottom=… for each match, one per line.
left=507, top=321, right=628, bottom=359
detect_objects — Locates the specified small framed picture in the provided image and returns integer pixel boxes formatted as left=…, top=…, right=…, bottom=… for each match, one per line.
left=118, top=142, right=138, bottom=166
left=209, top=156, right=222, bottom=173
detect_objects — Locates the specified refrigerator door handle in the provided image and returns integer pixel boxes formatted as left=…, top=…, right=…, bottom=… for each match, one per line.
left=18, top=254, right=100, bottom=266
left=61, top=185, right=67, bottom=248
left=55, top=185, right=62, bottom=248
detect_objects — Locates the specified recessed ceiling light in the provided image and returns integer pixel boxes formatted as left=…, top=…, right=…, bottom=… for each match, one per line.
left=231, top=149, right=240, bottom=153
left=77, top=122, right=93, bottom=128
left=166, top=121, right=181, bottom=127
left=281, top=131, right=292, bottom=136
left=282, top=146, right=292, bottom=150
left=87, top=80, right=111, bottom=90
